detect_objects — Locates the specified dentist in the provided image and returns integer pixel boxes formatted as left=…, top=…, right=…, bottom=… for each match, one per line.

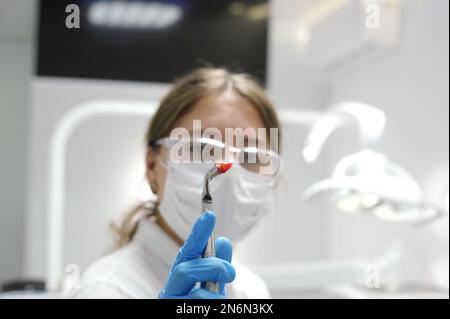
left=73, top=67, right=281, bottom=299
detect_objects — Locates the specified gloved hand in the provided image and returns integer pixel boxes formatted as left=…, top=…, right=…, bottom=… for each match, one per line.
left=159, top=211, right=235, bottom=299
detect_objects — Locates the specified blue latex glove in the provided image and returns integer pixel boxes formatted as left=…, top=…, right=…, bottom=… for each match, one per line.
left=159, top=211, right=236, bottom=299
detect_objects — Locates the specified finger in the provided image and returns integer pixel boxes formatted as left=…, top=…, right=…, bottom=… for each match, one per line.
left=165, top=258, right=235, bottom=296
left=189, top=288, right=226, bottom=299
left=214, top=237, right=233, bottom=294
left=215, top=237, right=232, bottom=263
left=171, top=211, right=216, bottom=270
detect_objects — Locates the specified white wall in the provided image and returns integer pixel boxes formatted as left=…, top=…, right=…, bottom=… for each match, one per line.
left=267, top=0, right=330, bottom=110
left=0, top=40, right=32, bottom=285
left=0, top=0, right=35, bottom=284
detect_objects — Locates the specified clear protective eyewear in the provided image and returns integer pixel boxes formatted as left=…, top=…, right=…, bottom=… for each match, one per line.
left=152, top=136, right=281, bottom=177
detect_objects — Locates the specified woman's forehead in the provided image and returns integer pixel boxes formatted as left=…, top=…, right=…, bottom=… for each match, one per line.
left=173, top=92, right=265, bottom=132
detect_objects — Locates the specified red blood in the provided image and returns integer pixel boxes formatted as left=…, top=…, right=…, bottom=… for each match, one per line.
left=216, top=162, right=233, bottom=173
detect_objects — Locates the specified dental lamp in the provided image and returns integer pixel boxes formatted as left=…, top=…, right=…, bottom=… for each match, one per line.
left=302, top=102, right=448, bottom=224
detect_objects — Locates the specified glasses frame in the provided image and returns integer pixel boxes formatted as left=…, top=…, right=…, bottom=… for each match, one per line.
left=151, top=136, right=282, bottom=177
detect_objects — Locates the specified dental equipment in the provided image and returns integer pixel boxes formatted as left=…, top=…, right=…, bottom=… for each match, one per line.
left=302, top=102, right=448, bottom=224
left=201, top=162, right=233, bottom=293
left=303, top=102, right=386, bottom=163
left=302, top=149, right=447, bottom=224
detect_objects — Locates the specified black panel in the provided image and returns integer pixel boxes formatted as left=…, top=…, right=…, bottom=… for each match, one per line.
left=37, top=0, right=269, bottom=84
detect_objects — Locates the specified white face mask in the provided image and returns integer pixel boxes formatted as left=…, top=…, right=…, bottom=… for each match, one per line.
left=158, top=161, right=277, bottom=243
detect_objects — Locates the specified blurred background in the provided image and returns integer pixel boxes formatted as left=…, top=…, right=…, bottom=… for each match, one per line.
left=0, top=0, right=448, bottom=298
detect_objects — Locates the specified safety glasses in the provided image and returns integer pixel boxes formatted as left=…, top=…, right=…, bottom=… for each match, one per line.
left=152, top=136, right=281, bottom=177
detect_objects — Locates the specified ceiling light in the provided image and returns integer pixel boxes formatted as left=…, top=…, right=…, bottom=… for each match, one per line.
left=88, top=1, right=182, bottom=29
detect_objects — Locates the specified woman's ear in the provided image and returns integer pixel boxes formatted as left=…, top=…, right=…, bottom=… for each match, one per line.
left=146, top=149, right=158, bottom=194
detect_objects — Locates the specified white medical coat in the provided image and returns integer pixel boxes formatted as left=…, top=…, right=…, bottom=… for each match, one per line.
left=72, top=216, right=270, bottom=298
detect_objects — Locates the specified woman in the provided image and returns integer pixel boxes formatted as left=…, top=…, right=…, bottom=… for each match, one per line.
left=73, top=68, right=281, bottom=299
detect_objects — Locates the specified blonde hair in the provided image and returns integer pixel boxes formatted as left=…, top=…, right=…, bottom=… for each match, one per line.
left=111, top=67, right=281, bottom=248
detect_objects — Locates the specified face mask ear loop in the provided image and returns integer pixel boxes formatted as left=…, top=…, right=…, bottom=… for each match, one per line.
left=150, top=137, right=172, bottom=171
left=149, top=153, right=169, bottom=196
left=155, top=153, right=169, bottom=171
